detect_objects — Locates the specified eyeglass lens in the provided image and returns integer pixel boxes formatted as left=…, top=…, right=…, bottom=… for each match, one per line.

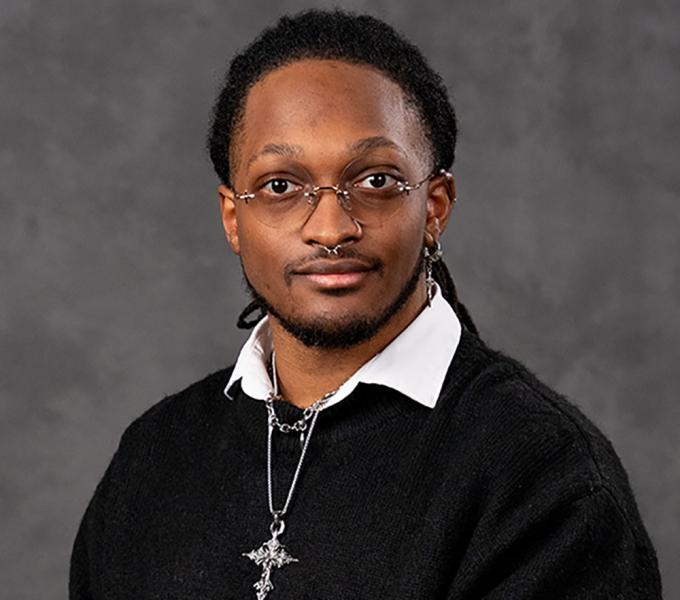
left=245, top=177, right=415, bottom=230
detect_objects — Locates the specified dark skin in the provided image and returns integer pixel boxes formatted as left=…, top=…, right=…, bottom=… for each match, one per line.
left=219, top=59, right=455, bottom=408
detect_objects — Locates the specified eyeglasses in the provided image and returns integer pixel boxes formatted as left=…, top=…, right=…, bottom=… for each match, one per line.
left=234, top=167, right=442, bottom=230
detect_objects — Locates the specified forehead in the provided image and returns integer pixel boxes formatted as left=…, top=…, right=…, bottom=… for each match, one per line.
left=233, top=59, right=427, bottom=177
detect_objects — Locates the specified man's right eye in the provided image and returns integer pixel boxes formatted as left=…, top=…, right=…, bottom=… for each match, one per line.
left=262, top=179, right=297, bottom=195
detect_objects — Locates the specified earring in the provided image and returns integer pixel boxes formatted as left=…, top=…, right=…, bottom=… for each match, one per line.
left=423, top=240, right=443, bottom=306
left=439, top=169, right=457, bottom=206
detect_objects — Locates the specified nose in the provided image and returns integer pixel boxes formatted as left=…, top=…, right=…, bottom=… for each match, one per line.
left=300, top=187, right=362, bottom=248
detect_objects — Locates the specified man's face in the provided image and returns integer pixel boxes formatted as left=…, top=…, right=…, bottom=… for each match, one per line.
left=219, top=59, right=450, bottom=348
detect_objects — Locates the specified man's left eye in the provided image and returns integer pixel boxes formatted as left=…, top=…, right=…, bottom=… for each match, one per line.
left=354, top=173, right=398, bottom=190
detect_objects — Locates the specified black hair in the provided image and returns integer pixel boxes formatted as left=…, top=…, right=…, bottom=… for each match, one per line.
left=208, top=9, right=477, bottom=335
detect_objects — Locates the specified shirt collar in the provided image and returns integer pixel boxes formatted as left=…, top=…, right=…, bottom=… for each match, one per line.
left=224, top=284, right=461, bottom=410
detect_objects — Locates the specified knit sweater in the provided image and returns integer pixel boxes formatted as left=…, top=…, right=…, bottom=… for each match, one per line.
left=69, top=329, right=662, bottom=599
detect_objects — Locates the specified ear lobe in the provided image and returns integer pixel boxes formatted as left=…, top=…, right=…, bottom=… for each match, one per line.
left=218, top=184, right=241, bottom=254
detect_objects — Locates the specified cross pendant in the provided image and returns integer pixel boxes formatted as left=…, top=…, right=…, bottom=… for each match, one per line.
left=243, top=520, right=298, bottom=599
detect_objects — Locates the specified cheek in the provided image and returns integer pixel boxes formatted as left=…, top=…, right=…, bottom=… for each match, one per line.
left=384, top=212, right=427, bottom=273
left=393, top=237, right=423, bottom=278
left=237, top=223, right=290, bottom=292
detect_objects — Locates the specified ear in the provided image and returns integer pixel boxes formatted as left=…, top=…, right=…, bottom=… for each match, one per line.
left=218, top=184, right=241, bottom=255
left=425, top=170, right=456, bottom=243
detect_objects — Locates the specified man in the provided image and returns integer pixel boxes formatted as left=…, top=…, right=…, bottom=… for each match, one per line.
left=70, top=9, right=662, bottom=599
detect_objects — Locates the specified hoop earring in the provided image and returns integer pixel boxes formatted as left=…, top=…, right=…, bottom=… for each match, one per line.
left=423, top=240, right=443, bottom=306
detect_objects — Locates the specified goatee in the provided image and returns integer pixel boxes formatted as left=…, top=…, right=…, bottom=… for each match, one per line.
left=243, top=250, right=425, bottom=349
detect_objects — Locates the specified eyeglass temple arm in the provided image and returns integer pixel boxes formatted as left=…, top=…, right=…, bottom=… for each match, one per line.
left=402, top=168, right=453, bottom=191
left=234, top=192, right=255, bottom=201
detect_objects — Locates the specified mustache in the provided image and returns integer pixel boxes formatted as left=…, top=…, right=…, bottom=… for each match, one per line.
left=283, top=247, right=384, bottom=285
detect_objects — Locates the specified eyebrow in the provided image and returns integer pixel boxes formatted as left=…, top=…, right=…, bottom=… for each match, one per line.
left=247, top=143, right=302, bottom=167
left=348, top=136, right=406, bottom=156
left=246, top=135, right=406, bottom=168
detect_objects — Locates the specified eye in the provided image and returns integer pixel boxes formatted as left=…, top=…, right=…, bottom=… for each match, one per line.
left=354, top=173, right=399, bottom=190
left=262, top=178, right=300, bottom=196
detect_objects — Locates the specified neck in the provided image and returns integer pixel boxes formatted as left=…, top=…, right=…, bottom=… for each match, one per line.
left=268, top=284, right=428, bottom=409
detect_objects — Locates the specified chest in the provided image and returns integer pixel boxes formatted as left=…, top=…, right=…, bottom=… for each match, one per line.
left=96, top=424, right=479, bottom=599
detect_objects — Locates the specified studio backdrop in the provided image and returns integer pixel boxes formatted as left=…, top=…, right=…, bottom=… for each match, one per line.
left=1, top=1, right=678, bottom=597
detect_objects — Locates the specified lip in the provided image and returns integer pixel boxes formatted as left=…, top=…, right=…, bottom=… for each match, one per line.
left=294, top=260, right=374, bottom=275
left=293, top=260, right=375, bottom=289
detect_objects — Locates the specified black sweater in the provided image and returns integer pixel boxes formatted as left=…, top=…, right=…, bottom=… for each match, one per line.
left=69, top=329, right=662, bottom=599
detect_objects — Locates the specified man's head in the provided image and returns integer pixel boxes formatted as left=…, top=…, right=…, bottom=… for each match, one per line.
left=209, top=10, right=476, bottom=347
left=208, top=9, right=457, bottom=188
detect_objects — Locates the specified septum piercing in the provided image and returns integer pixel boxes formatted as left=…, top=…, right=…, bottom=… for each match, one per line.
left=322, top=245, right=342, bottom=255
left=317, top=218, right=362, bottom=256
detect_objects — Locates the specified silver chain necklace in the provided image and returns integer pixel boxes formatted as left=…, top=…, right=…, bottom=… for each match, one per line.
left=242, top=351, right=339, bottom=599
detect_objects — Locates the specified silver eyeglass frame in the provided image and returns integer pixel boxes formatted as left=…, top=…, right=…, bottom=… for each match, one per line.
left=233, top=168, right=452, bottom=225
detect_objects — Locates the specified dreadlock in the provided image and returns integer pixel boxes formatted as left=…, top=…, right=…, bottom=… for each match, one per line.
left=237, top=299, right=266, bottom=330
left=431, top=260, right=478, bottom=335
left=211, top=9, right=477, bottom=334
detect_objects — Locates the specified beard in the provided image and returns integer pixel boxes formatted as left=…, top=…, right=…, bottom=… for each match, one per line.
left=242, top=249, right=425, bottom=349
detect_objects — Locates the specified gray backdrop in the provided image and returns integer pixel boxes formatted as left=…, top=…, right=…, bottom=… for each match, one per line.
left=2, top=0, right=678, bottom=597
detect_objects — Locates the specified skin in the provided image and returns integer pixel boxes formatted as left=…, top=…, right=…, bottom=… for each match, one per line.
left=219, top=59, right=455, bottom=408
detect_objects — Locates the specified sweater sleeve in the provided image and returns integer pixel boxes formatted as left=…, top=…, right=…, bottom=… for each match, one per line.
left=444, top=376, right=663, bottom=600
left=448, top=483, right=662, bottom=599
left=67, top=375, right=224, bottom=598
left=69, top=495, right=97, bottom=599
left=68, top=450, right=120, bottom=600
left=68, top=442, right=122, bottom=600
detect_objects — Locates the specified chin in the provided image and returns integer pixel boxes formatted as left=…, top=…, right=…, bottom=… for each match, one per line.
left=270, top=283, right=417, bottom=349
left=276, top=311, right=387, bottom=349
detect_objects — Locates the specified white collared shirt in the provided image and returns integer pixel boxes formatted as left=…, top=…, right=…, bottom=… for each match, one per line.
left=224, top=284, right=461, bottom=410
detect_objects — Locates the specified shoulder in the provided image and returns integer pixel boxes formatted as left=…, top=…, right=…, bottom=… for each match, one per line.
left=447, top=332, right=642, bottom=526
left=451, top=331, right=615, bottom=464
left=115, top=365, right=235, bottom=453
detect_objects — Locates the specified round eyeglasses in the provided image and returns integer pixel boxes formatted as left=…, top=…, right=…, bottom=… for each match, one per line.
left=234, top=168, right=443, bottom=230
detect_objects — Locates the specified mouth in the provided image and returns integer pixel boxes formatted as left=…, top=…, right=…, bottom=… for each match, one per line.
left=292, top=259, right=376, bottom=290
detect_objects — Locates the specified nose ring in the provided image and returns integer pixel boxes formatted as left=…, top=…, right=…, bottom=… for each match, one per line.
left=315, top=219, right=363, bottom=256
left=322, top=244, right=342, bottom=255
